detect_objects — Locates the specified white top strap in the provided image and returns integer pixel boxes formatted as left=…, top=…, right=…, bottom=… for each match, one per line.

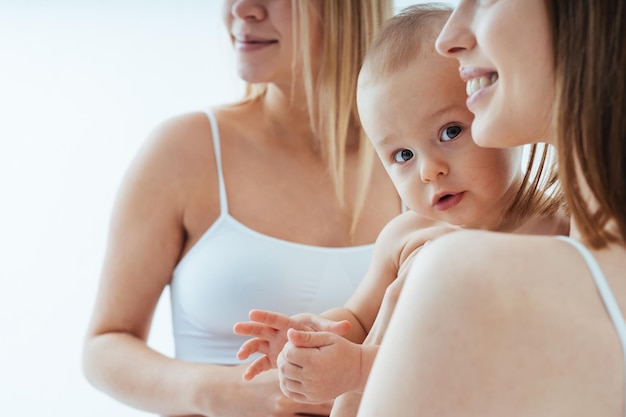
left=204, top=109, right=228, bottom=214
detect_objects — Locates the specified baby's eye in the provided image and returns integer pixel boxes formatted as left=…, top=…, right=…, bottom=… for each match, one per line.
left=440, top=125, right=462, bottom=142
left=393, top=149, right=414, bottom=163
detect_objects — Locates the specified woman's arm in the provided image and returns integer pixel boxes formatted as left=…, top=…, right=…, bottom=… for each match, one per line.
left=82, top=115, right=329, bottom=417
left=83, top=116, right=203, bottom=414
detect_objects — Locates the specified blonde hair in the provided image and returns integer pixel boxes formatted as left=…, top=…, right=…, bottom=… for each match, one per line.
left=361, top=3, right=564, bottom=229
left=243, top=0, right=393, bottom=236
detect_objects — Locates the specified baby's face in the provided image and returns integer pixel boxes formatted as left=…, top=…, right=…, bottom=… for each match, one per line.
left=357, top=53, right=523, bottom=230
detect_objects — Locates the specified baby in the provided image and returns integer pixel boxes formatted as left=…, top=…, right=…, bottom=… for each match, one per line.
left=234, top=3, right=569, bottom=413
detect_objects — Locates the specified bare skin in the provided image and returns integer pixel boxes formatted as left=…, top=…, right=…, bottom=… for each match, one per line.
left=356, top=0, right=626, bottom=413
left=82, top=98, right=400, bottom=417
left=233, top=216, right=454, bottom=400
left=358, top=231, right=626, bottom=417
left=233, top=38, right=570, bottom=409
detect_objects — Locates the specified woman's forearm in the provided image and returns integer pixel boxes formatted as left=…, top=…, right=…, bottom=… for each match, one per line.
left=82, top=332, right=241, bottom=416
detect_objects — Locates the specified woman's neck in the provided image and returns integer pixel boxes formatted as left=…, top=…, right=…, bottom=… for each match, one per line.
left=506, top=209, right=570, bottom=236
left=258, top=85, right=318, bottom=148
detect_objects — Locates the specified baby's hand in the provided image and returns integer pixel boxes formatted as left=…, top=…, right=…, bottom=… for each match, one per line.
left=277, top=329, right=361, bottom=404
left=233, top=309, right=350, bottom=381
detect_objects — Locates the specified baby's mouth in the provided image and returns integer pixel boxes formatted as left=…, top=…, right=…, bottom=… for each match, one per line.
left=466, top=72, right=499, bottom=96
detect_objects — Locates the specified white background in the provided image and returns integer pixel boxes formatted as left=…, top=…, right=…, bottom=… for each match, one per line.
left=0, top=1, right=456, bottom=415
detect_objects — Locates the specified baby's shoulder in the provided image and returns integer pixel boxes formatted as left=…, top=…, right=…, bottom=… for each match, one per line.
left=379, top=212, right=452, bottom=241
left=376, top=212, right=455, bottom=266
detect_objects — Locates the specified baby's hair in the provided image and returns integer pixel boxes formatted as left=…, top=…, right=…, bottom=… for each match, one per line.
left=359, top=3, right=452, bottom=88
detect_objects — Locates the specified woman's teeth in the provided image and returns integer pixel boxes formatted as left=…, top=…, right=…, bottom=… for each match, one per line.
left=466, top=73, right=499, bottom=96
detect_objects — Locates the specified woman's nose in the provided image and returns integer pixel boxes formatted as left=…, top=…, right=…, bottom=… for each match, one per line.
left=229, top=0, right=267, bottom=22
left=435, top=2, right=475, bottom=58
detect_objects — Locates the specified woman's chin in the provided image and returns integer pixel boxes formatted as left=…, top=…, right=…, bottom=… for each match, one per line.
left=470, top=121, right=528, bottom=149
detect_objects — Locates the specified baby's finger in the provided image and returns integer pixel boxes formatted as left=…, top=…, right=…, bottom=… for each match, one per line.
left=287, top=328, right=334, bottom=349
left=237, top=338, right=269, bottom=360
left=280, top=377, right=307, bottom=402
left=280, top=374, right=323, bottom=404
left=308, top=316, right=351, bottom=335
left=242, top=356, right=272, bottom=381
left=233, top=321, right=278, bottom=339
left=248, top=309, right=291, bottom=328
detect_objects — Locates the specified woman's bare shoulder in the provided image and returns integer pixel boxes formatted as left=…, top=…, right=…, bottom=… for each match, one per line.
left=146, top=110, right=215, bottom=149
left=409, top=230, right=580, bottom=294
left=404, top=230, right=605, bottom=331
left=420, top=229, right=567, bottom=259
left=388, top=230, right=623, bottom=415
left=150, top=102, right=256, bottom=150
left=117, top=110, right=221, bottom=210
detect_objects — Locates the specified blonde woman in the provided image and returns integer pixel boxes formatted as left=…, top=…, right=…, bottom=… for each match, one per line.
left=82, top=1, right=397, bottom=416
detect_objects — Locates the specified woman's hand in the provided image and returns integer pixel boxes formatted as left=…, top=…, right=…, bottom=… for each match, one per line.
left=192, top=367, right=332, bottom=417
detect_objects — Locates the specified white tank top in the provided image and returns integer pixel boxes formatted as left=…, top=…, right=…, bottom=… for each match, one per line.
left=169, top=110, right=375, bottom=365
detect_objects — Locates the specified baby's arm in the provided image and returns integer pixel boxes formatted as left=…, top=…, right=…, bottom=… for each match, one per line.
left=276, top=265, right=406, bottom=407
left=342, top=213, right=453, bottom=338
left=279, top=221, right=457, bottom=406
left=235, top=214, right=453, bottom=383
left=329, top=286, right=405, bottom=417
left=231, top=213, right=423, bottom=381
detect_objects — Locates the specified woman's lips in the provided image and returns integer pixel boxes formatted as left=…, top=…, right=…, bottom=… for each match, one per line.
left=433, top=192, right=464, bottom=211
left=459, top=67, right=499, bottom=112
left=234, top=35, right=277, bottom=52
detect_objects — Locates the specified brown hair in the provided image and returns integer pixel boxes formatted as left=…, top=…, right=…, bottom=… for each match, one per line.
left=360, top=3, right=565, bottom=229
left=545, top=0, right=625, bottom=247
left=244, top=0, right=393, bottom=236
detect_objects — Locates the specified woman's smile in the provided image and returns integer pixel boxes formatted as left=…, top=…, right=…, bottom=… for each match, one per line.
left=234, top=34, right=278, bottom=52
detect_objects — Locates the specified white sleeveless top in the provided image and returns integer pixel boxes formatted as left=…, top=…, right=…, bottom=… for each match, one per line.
left=169, top=110, right=375, bottom=365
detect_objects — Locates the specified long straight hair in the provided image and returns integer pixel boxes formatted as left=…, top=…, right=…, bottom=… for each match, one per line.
left=545, top=0, right=625, bottom=248
left=243, top=0, right=393, bottom=237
